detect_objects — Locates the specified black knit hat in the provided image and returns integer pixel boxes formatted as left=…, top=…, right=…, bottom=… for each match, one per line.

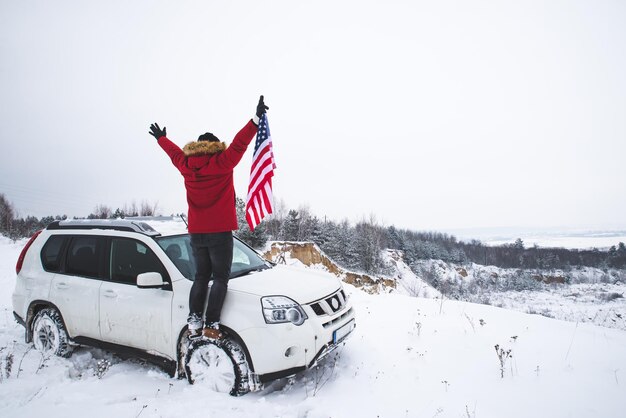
left=198, top=132, right=220, bottom=142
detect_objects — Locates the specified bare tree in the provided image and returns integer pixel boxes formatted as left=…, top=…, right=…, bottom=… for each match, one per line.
left=140, top=200, right=159, bottom=216
left=0, top=193, right=16, bottom=234
left=123, top=201, right=139, bottom=217
left=91, top=204, right=112, bottom=219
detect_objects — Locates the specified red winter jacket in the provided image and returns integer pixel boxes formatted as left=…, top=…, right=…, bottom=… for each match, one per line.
left=158, top=120, right=258, bottom=233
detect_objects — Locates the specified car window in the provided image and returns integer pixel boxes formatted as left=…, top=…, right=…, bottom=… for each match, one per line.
left=156, top=234, right=269, bottom=281
left=65, top=236, right=101, bottom=278
left=41, top=235, right=67, bottom=273
left=229, top=238, right=269, bottom=277
left=232, top=245, right=252, bottom=269
left=156, top=235, right=195, bottom=280
left=110, top=238, right=169, bottom=285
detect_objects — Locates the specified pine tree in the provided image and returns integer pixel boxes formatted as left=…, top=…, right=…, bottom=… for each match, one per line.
left=281, top=210, right=300, bottom=241
left=235, top=197, right=268, bottom=249
left=0, top=193, right=15, bottom=235
left=386, top=226, right=403, bottom=250
left=112, top=208, right=125, bottom=219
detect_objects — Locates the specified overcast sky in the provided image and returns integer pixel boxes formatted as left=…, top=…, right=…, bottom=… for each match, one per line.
left=1, top=0, right=625, bottom=232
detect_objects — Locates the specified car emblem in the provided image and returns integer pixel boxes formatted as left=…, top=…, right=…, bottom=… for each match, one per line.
left=331, top=297, right=340, bottom=310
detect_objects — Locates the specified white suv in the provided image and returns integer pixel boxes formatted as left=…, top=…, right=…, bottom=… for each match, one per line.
left=12, top=219, right=356, bottom=395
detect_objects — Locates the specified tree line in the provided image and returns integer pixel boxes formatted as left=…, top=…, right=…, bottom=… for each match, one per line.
left=0, top=194, right=158, bottom=240
left=236, top=200, right=626, bottom=273
left=2, top=193, right=625, bottom=275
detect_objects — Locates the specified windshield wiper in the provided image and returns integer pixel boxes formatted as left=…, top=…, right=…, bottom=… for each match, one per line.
left=230, top=265, right=269, bottom=279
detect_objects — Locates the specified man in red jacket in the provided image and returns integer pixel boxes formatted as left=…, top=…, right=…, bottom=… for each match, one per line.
left=149, top=96, right=268, bottom=339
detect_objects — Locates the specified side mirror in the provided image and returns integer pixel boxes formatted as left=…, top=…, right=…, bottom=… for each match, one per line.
left=137, top=272, right=165, bottom=289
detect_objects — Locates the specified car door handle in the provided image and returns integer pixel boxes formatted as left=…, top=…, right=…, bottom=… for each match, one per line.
left=55, top=282, right=69, bottom=290
left=103, top=290, right=117, bottom=298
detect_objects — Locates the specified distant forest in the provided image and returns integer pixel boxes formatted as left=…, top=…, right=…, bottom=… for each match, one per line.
left=235, top=200, right=626, bottom=275
left=2, top=194, right=625, bottom=276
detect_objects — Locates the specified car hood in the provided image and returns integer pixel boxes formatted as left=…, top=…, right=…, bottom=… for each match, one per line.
left=229, top=264, right=341, bottom=304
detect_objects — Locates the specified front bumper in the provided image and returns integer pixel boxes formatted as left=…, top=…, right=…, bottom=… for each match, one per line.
left=255, top=316, right=356, bottom=383
left=308, top=317, right=356, bottom=366
left=242, top=302, right=356, bottom=383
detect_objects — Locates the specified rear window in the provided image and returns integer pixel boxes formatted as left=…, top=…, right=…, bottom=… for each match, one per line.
left=41, top=235, right=68, bottom=273
left=109, top=238, right=169, bottom=285
left=66, top=236, right=101, bottom=278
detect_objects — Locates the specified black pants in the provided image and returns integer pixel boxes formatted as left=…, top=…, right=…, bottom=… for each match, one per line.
left=189, top=232, right=233, bottom=324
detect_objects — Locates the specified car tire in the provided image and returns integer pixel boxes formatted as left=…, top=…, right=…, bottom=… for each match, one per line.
left=184, top=338, right=250, bottom=396
left=31, top=307, right=73, bottom=358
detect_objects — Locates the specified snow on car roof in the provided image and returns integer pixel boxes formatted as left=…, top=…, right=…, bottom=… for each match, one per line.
left=47, top=219, right=161, bottom=237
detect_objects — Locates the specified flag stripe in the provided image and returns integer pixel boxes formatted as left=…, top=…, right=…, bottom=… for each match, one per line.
left=248, top=157, right=273, bottom=194
left=246, top=207, right=258, bottom=229
left=252, top=136, right=272, bottom=161
left=249, top=147, right=273, bottom=182
left=246, top=163, right=276, bottom=201
left=263, top=182, right=273, bottom=214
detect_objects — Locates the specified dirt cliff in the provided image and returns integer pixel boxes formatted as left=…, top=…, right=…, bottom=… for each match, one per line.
left=263, top=242, right=395, bottom=294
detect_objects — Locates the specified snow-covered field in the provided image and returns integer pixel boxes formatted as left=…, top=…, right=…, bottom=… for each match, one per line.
left=483, top=284, right=626, bottom=330
left=398, top=259, right=626, bottom=332
left=449, top=227, right=626, bottom=250
left=1, top=232, right=626, bottom=417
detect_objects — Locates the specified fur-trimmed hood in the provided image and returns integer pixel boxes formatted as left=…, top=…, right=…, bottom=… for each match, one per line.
left=182, top=141, right=227, bottom=157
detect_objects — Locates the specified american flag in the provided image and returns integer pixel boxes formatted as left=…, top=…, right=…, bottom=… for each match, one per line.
left=245, top=114, right=276, bottom=230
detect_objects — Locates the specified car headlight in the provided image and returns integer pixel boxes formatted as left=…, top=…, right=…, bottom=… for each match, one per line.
left=261, top=296, right=308, bottom=326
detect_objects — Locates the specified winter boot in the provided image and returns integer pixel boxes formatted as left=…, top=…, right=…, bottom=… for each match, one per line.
left=187, top=313, right=203, bottom=340
left=202, top=322, right=224, bottom=340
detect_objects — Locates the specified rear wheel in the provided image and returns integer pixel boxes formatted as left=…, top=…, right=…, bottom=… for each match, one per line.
left=184, top=338, right=250, bottom=396
left=31, top=307, right=73, bottom=358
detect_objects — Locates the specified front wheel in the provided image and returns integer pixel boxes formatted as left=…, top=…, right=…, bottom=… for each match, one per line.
left=184, top=338, right=250, bottom=396
left=31, top=307, right=73, bottom=358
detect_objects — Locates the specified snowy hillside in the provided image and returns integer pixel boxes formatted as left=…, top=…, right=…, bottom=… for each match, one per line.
left=261, top=238, right=626, bottom=332
left=384, top=249, right=441, bottom=299
left=1, top=229, right=626, bottom=417
left=406, top=259, right=626, bottom=332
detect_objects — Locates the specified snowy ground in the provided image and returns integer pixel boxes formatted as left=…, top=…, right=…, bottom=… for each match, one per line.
left=2, top=232, right=626, bottom=417
left=398, top=259, right=626, bottom=332
left=481, top=284, right=626, bottom=331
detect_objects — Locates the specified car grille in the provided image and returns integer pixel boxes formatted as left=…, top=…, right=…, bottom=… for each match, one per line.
left=321, top=307, right=353, bottom=329
left=307, top=289, right=348, bottom=317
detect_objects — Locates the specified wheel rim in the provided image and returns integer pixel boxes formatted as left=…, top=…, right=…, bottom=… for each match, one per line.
left=33, top=316, right=60, bottom=355
left=187, top=343, right=236, bottom=392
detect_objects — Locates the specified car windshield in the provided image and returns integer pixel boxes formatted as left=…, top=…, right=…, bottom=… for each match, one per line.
left=155, top=234, right=270, bottom=281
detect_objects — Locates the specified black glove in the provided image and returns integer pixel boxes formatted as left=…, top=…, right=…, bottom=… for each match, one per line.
left=149, top=123, right=167, bottom=140
left=256, top=95, right=269, bottom=118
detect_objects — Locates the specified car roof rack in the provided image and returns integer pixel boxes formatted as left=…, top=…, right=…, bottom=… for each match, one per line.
left=46, top=219, right=161, bottom=237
